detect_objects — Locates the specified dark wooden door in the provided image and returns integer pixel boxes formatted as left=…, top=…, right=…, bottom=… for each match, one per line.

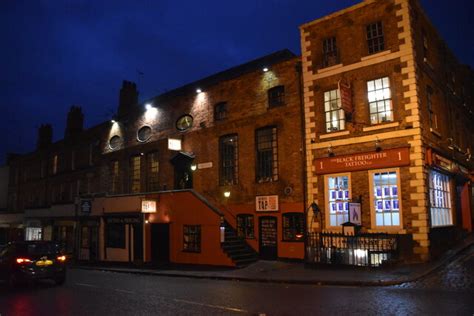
left=259, top=216, right=278, bottom=260
left=151, top=224, right=170, bottom=263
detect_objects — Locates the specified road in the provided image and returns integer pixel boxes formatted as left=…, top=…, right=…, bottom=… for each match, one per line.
left=1, top=246, right=473, bottom=315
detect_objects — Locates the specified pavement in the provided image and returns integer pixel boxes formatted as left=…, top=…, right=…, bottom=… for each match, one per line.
left=72, top=234, right=474, bottom=287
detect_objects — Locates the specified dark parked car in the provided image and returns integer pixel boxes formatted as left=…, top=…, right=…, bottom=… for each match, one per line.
left=0, top=241, right=67, bottom=286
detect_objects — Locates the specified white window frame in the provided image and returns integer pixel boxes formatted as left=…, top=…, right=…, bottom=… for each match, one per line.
left=369, top=168, right=403, bottom=231
left=324, top=89, right=345, bottom=133
left=367, top=77, right=393, bottom=125
left=324, top=173, right=351, bottom=230
left=429, top=170, right=453, bottom=227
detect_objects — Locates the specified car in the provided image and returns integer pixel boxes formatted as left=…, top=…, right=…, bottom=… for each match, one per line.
left=0, top=241, right=67, bottom=286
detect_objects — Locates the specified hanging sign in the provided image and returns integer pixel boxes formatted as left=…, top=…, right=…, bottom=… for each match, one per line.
left=339, top=80, right=352, bottom=114
left=348, top=203, right=361, bottom=225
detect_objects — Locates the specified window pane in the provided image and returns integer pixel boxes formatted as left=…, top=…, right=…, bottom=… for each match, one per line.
left=429, top=171, right=452, bottom=227
left=372, top=171, right=400, bottom=227
left=367, top=77, right=392, bottom=124
left=327, top=175, right=350, bottom=226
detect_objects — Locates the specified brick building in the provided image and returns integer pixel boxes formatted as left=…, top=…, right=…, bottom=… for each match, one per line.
left=5, top=50, right=306, bottom=266
left=300, top=0, right=473, bottom=262
left=3, top=0, right=473, bottom=267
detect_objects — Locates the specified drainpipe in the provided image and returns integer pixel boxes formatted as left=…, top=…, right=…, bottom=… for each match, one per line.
left=296, top=60, right=309, bottom=262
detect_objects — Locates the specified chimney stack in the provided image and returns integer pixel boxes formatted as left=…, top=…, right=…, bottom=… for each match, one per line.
left=118, top=80, right=139, bottom=118
left=37, top=124, right=53, bottom=150
left=65, top=105, right=84, bottom=138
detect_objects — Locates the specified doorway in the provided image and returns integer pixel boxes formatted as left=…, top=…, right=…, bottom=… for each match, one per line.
left=170, top=152, right=194, bottom=189
left=259, top=216, right=278, bottom=260
left=151, top=223, right=170, bottom=263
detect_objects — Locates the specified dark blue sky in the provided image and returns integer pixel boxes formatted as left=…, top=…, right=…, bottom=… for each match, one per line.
left=1, top=0, right=473, bottom=165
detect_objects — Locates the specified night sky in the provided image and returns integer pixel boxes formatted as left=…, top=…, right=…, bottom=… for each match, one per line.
left=1, top=0, right=473, bottom=165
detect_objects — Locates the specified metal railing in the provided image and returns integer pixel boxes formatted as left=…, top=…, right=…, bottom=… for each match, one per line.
left=306, top=232, right=399, bottom=267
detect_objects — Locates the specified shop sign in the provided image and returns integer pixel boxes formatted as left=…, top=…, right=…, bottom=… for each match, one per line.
left=314, top=147, right=410, bottom=174
left=348, top=203, right=362, bottom=225
left=80, top=199, right=92, bottom=213
left=106, top=217, right=141, bottom=224
left=197, top=162, right=213, bottom=169
left=432, top=153, right=453, bottom=172
left=256, top=195, right=279, bottom=212
left=168, top=138, right=182, bottom=151
left=141, top=200, right=156, bottom=213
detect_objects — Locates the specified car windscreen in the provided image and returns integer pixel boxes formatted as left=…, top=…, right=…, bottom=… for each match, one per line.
left=17, top=243, right=60, bottom=255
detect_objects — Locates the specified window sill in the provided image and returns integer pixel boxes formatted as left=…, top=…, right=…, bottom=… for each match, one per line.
left=430, top=128, right=441, bottom=137
left=362, top=122, right=399, bottom=132
left=319, top=130, right=350, bottom=139
left=430, top=224, right=454, bottom=229
left=367, top=228, right=406, bottom=234
left=360, top=50, right=391, bottom=61
left=317, top=63, right=343, bottom=74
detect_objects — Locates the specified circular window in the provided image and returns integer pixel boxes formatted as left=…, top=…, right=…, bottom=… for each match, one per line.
left=109, top=135, right=121, bottom=150
left=137, top=126, right=152, bottom=142
left=176, top=114, right=193, bottom=131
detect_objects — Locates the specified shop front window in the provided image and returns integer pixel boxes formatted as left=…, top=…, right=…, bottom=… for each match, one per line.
left=370, top=169, right=401, bottom=228
left=282, top=213, right=304, bottom=241
left=326, top=174, right=350, bottom=227
left=429, top=170, right=453, bottom=227
left=237, top=214, right=254, bottom=239
left=106, top=223, right=125, bottom=248
left=25, top=227, right=42, bottom=241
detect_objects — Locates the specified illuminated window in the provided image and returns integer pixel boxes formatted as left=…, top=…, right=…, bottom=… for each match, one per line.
left=219, top=134, right=238, bottom=185
left=282, top=213, right=304, bottom=241
left=324, top=89, right=345, bottom=132
left=129, top=156, right=141, bottom=193
left=322, top=37, right=339, bottom=67
left=366, top=21, right=384, bottom=54
left=429, top=171, right=452, bottom=227
left=325, top=174, right=350, bottom=227
left=237, top=214, right=254, bottom=239
left=367, top=77, right=392, bottom=124
left=370, top=169, right=401, bottom=228
left=256, top=126, right=278, bottom=182
left=147, top=152, right=160, bottom=191
left=268, top=86, right=285, bottom=108
left=110, top=161, right=120, bottom=194
left=214, top=102, right=228, bottom=121
left=183, top=225, right=201, bottom=252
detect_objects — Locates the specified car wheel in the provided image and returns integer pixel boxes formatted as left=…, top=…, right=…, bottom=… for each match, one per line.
left=54, top=276, right=66, bottom=285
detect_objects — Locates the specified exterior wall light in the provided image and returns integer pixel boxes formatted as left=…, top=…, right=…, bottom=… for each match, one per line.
left=196, top=88, right=202, bottom=94
left=111, top=119, right=116, bottom=124
left=224, top=191, right=231, bottom=198
left=145, top=103, right=153, bottom=110
left=145, top=220, right=149, bottom=224
left=190, top=164, right=197, bottom=171
left=263, top=67, right=269, bottom=72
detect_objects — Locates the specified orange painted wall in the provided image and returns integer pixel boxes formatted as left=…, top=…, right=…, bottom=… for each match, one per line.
left=147, top=191, right=234, bottom=266
left=460, top=182, right=472, bottom=232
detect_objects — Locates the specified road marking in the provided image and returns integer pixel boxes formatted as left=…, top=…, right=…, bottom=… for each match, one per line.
left=173, top=298, right=248, bottom=314
left=75, top=283, right=99, bottom=288
left=114, top=288, right=135, bottom=294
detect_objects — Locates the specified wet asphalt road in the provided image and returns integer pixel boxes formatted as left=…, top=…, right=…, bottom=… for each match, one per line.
left=0, top=247, right=473, bottom=316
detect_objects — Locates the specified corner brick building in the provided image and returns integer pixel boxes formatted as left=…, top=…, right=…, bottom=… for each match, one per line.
left=300, top=0, right=473, bottom=262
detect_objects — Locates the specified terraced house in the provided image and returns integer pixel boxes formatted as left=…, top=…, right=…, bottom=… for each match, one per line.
left=300, top=0, right=473, bottom=263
